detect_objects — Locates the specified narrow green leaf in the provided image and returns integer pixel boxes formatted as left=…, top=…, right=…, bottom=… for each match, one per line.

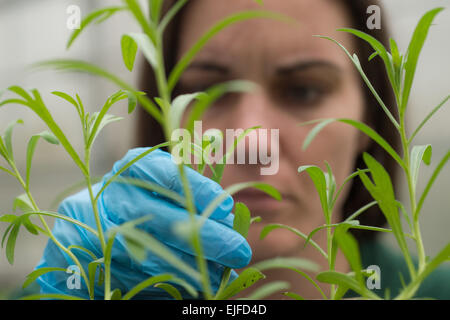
left=212, top=126, right=261, bottom=184
left=233, top=202, right=251, bottom=238
left=122, top=274, right=173, bottom=300
left=314, top=36, right=400, bottom=128
left=243, top=281, right=289, bottom=300
left=298, top=165, right=329, bottom=222
left=124, top=237, right=147, bottom=261
left=283, top=291, right=304, bottom=300
left=390, top=38, right=401, bottom=69
left=6, top=222, right=20, bottom=264
left=110, top=289, right=122, bottom=300
left=316, top=271, right=380, bottom=299
left=0, top=165, right=16, bottom=178
left=23, top=211, right=98, bottom=237
left=397, top=243, right=450, bottom=299
left=198, top=181, right=281, bottom=226
left=7, top=87, right=88, bottom=176
left=344, top=200, right=377, bottom=222
left=94, top=142, right=170, bottom=203
left=0, top=214, right=17, bottom=223
left=260, top=223, right=327, bottom=259
left=401, top=8, right=444, bottom=114
left=169, top=278, right=198, bottom=299
left=184, top=80, right=257, bottom=135
left=8, top=86, right=32, bottom=101
left=302, top=118, right=404, bottom=169
left=304, top=221, right=360, bottom=249
left=13, top=194, right=34, bottom=213
left=124, top=0, right=156, bottom=44
left=251, top=257, right=319, bottom=273
left=158, top=0, right=188, bottom=33
left=215, top=267, right=265, bottom=300
left=87, top=90, right=140, bottom=148
left=170, top=92, right=203, bottom=132
left=359, top=154, right=414, bottom=276
left=301, top=119, right=335, bottom=152
left=409, top=95, right=450, bottom=143
left=3, top=119, right=24, bottom=161
left=333, top=226, right=363, bottom=285
left=416, top=150, right=450, bottom=218
left=89, top=113, right=123, bottom=147
left=50, top=177, right=102, bottom=210
left=23, top=267, right=67, bottom=289
left=123, top=33, right=157, bottom=68
left=126, top=90, right=145, bottom=114
left=368, top=51, right=378, bottom=61
left=337, top=28, right=396, bottom=95
left=250, top=216, right=261, bottom=224
left=88, top=258, right=104, bottom=298
left=26, top=131, right=59, bottom=186
left=154, top=283, right=182, bottom=300
left=121, top=34, right=138, bottom=71
left=67, top=6, right=126, bottom=49
left=51, top=91, right=80, bottom=116
left=325, top=161, right=336, bottom=210
left=410, top=145, right=432, bottom=192
left=68, top=245, right=98, bottom=260
left=33, top=59, right=163, bottom=124
left=149, top=0, right=164, bottom=23
left=112, top=224, right=202, bottom=283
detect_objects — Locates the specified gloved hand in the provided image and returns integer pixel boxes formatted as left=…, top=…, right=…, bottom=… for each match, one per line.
left=35, top=147, right=252, bottom=299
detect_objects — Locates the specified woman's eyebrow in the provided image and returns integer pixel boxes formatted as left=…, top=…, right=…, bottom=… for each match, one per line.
left=185, top=61, right=230, bottom=74
left=275, top=60, right=342, bottom=75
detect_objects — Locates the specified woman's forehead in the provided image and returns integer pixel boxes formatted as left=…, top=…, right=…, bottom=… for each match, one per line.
left=177, top=0, right=355, bottom=69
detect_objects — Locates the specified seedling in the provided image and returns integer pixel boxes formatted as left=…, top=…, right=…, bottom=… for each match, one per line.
left=261, top=7, right=450, bottom=300
left=0, top=0, right=312, bottom=300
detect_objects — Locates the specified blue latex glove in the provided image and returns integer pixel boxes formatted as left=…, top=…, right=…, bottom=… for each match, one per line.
left=35, top=148, right=252, bottom=299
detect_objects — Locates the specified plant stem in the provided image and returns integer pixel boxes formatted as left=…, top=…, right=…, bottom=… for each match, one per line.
left=84, top=148, right=106, bottom=253
left=214, top=267, right=231, bottom=299
left=399, top=117, right=426, bottom=274
left=10, top=162, right=91, bottom=297
left=152, top=28, right=212, bottom=299
left=83, top=147, right=110, bottom=300
left=325, top=210, right=335, bottom=300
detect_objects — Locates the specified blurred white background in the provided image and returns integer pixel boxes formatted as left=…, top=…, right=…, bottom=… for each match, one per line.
left=0, top=0, right=449, bottom=295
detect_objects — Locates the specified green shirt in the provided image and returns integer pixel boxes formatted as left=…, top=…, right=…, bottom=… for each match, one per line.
left=353, top=239, right=450, bottom=299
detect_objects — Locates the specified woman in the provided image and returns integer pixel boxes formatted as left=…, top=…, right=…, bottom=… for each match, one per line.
left=33, top=0, right=449, bottom=299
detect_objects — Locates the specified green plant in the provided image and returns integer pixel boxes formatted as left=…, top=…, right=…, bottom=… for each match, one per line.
left=0, top=0, right=315, bottom=300
left=1, top=1, right=448, bottom=301
left=261, top=7, right=450, bottom=300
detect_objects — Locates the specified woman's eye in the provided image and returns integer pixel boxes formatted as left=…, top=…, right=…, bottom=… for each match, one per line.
left=283, top=85, right=325, bottom=105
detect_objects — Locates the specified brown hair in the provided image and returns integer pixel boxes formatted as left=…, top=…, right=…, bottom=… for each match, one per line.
left=135, top=0, right=400, bottom=242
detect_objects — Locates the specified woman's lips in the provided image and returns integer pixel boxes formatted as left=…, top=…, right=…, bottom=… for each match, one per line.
left=232, top=189, right=290, bottom=214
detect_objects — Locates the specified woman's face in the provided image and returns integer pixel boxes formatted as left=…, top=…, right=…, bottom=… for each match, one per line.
left=177, top=0, right=368, bottom=263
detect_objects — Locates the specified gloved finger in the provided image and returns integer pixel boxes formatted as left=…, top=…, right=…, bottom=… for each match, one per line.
left=105, top=148, right=234, bottom=220
left=41, top=185, right=241, bottom=297
left=100, top=181, right=251, bottom=269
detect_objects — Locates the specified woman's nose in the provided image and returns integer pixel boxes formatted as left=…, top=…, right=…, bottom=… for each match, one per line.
left=223, top=90, right=280, bottom=173
left=229, top=90, right=279, bottom=130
